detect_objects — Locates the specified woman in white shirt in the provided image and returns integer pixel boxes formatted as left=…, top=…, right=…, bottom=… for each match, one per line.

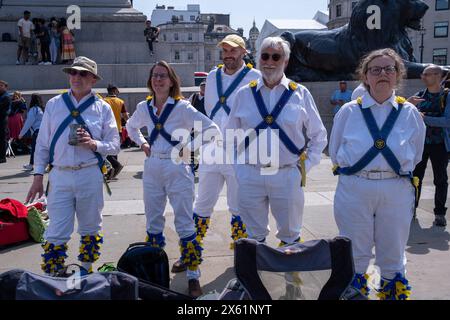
left=126, top=61, right=219, bottom=298
left=19, top=93, right=44, bottom=171
left=329, top=48, right=426, bottom=300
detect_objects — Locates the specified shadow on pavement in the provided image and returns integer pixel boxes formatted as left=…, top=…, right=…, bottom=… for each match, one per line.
left=0, top=240, right=40, bottom=254
left=406, top=219, right=450, bottom=255
left=0, top=171, right=33, bottom=180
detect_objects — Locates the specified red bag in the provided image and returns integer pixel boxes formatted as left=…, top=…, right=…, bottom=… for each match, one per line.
left=0, top=198, right=30, bottom=246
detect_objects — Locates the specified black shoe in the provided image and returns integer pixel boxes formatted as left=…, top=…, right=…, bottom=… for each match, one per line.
left=188, top=279, right=203, bottom=298
left=112, top=164, right=124, bottom=179
left=434, top=215, right=447, bottom=227
left=0, top=158, right=6, bottom=163
left=171, top=260, right=187, bottom=273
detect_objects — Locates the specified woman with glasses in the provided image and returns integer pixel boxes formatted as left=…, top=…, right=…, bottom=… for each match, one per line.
left=329, top=48, right=426, bottom=300
left=126, top=61, right=220, bottom=298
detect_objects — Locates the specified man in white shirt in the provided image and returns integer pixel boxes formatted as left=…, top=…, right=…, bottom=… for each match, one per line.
left=17, top=10, right=34, bottom=65
left=26, top=56, right=120, bottom=275
left=225, top=36, right=327, bottom=246
left=171, top=34, right=261, bottom=273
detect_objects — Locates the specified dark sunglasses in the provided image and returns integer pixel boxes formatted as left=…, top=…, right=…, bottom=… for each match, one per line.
left=261, top=53, right=283, bottom=62
left=68, top=69, right=90, bottom=77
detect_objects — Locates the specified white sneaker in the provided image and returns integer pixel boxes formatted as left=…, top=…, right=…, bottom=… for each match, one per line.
left=38, top=62, right=45, bottom=65
left=16, top=60, right=20, bottom=65
left=23, top=164, right=34, bottom=171
left=44, top=62, right=52, bottom=65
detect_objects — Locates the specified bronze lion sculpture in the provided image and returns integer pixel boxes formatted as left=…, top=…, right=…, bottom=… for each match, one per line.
left=281, top=0, right=434, bottom=81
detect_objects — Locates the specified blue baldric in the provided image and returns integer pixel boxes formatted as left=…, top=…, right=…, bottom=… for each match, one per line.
left=209, top=64, right=252, bottom=120
left=49, top=93, right=104, bottom=171
left=243, top=84, right=303, bottom=156
left=333, top=99, right=410, bottom=177
left=146, top=98, right=180, bottom=147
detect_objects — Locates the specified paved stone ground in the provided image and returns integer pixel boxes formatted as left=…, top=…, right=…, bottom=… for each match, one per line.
left=1, top=149, right=449, bottom=299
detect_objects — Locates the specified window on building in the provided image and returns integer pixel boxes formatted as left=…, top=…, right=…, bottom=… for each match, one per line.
left=206, top=51, right=211, bottom=61
left=433, top=48, right=448, bottom=65
left=188, top=33, right=193, bottom=41
left=336, top=4, right=342, bottom=17
left=435, top=22, right=449, bottom=37
left=174, top=50, right=180, bottom=61
left=190, top=15, right=196, bottom=21
left=174, top=33, right=179, bottom=41
left=188, top=52, right=194, bottom=61
left=351, top=2, right=357, bottom=10
left=163, top=34, right=167, bottom=42
left=219, top=51, right=223, bottom=60
left=179, top=15, right=184, bottom=21
left=436, top=0, right=449, bottom=10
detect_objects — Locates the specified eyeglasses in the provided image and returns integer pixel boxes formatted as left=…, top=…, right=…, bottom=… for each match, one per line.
left=151, top=73, right=169, bottom=80
left=68, top=69, right=90, bottom=77
left=367, top=66, right=397, bottom=76
left=261, top=53, right=283, bottom=62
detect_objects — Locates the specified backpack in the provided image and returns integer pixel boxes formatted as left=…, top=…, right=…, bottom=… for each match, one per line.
left=0, top=198, right=29, bottom=247
left=116, top=242, right=192, bottom=300
left=117, top=242, right=170, bottom=288
left=0, top=269, right=139, bottom=300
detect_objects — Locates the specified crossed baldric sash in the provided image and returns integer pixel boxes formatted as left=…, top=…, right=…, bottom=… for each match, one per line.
left=209, top=64, right=252, bottom=120
left=333, top=97, right=420, bottom=201
left=145, top=97, right=181, bottom=148
left=239, top=80, right=307, bottom=186
left=47, top=93, right=111, bottom=195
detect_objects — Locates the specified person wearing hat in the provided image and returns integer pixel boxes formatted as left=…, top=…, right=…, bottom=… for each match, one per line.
left=171, top=34, right=261, bottom=273
left=26, top=56, right=120, bottom=275
left=330, top=80, right=353, bottom=115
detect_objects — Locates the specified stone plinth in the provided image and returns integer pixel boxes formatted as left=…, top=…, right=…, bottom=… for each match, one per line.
left=0, top=0, right=149, bottom=65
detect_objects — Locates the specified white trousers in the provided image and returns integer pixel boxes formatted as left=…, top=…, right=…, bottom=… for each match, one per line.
left=334, top=175, right=415, bottom=279
left=234, top=165, right=304, bottom=243
left=194, top=163, right=239, bottom=217
left=45, top=166, right=104, bottom=246
left=143, top=157, right=196, bottom=240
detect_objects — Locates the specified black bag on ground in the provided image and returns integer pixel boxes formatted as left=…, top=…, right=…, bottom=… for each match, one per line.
left=117, top=242, right=192, bottom=300
left=117, top=242, right=170, bottom=288
left=0, top=268, right=139, bottom=300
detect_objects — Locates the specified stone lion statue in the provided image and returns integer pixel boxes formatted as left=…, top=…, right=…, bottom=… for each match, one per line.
left=281, top=0, right=432, bottom=82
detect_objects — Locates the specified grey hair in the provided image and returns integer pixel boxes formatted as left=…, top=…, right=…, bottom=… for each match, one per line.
left=257, top=37, right=291, bottom=63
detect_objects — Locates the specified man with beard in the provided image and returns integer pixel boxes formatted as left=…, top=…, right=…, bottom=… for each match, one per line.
left=171, top=34, right=260, bottom=273
left=225, top=36, right=327, bottom=247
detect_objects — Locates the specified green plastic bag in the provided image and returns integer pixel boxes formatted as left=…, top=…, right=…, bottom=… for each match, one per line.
left=98, top=263, right=117, bottom=272
left=27, top=207, right=49, bottom=243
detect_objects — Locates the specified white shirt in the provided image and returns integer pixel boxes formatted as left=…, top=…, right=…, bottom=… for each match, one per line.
left=34, top=90, right=120, bottom=175
left=225, top=76, right=328, bottom=171
left=329, top=92, right=426, bottom=173
left=351, top=83, right=367, bottom=101
left=126, top=97, right=220, bottom=154
left=205, top=63, right=261, bottom=131
left=19, top=106, right=43, bottom=137
left=17, top=18, right=34, bottom=38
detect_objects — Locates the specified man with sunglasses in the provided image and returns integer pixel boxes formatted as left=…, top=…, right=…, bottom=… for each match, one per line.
left=171, top=34, right=260, bottom=273
left=26, top=56, right=120, bottom=275
left=225, top=36, right=327, bottom=248
left=409, top=65, right=450, bottom=227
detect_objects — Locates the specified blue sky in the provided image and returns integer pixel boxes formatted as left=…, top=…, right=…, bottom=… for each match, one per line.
left=133, top=0, right=329, bottom=36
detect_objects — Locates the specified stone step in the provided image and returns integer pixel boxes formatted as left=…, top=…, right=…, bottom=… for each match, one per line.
left=0, top=62, right=196, bottom=90
left=0, top=41, right=154, bottom=65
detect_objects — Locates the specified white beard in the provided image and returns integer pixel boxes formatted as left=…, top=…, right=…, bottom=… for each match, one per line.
left=261, top=68, right=284, bottom=85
